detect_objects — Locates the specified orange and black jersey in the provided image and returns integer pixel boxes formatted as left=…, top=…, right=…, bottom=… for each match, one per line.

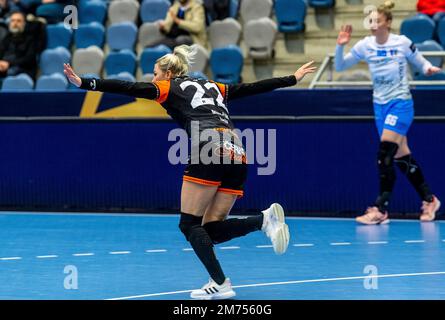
left=80, top=75, right=297, bottom=135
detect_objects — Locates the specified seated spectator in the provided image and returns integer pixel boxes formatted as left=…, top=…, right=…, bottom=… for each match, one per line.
left=154, top=0, right=208, bottom=50
left=0, top=11, right=44, bottom=80
left=417, top=0, right=445, bottom=22
left=203, top=0, right=231, bottom=24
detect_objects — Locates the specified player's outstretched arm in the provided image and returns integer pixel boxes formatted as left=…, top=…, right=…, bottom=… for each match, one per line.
left=63, top=63, right=158, bottom=99
left=226, top=61, right=317, bottom=100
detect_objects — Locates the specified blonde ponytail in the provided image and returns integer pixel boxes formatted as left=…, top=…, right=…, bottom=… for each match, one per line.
left=378, top=1, right=395, bottom=21
left=156, top=44, right=198, bottom=77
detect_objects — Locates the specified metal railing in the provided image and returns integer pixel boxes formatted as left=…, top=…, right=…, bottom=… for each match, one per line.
left=309, top=51, right=445, bottom=89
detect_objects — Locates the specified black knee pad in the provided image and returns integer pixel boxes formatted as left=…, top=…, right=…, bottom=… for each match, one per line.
left=377, top=141, right=399, bottom=168
left=178, top=213, right=203, bottom=242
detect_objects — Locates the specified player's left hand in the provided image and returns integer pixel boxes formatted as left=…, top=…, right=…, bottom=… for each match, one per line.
left=426, top=66, right=442, bottom=76
left=294, top=61, right=317, bottom=82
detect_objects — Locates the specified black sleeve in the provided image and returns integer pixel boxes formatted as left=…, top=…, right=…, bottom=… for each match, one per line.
left=227, top=75, right=297, bottom=100
left=79, top=77, right=158, bottom=100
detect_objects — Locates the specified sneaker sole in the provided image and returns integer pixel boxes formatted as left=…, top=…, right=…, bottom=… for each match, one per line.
left=271, top=203, right=285, bottom=224
left=356, top=218, right=390, bottom=225
left=191, top=290, right=236, bottom=300
left=274, top=223, right=290, bottom=255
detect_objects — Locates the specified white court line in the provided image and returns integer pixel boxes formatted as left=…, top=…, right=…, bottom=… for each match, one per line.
left=293, top=243, right=314, bottom=247
left=36, top=255, right=58, bottom=259
left=106, top=271, right=445, bottom=300
left=256, top=245, right=273, bottom=248
left=109, top=251, right=131, bottom=255
left=368, top=241, right=388, bottom=245
left=145, top=249, right=167, bottom=253
left=220, top=246, right=240, bottom=250
left=0, top=257, right=22, bottom=261
left=404, top=240, right=426, bottom=244
left=182, top=248, right=194, bottom=252
left=73, top=253, right=95, bottom=257
left=330, top=242, right=351, bottom=246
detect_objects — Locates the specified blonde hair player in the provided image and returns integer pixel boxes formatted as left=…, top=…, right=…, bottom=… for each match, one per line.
left=64, top=44, right=317, bottom=299
left=335, top=1, right=442, bottom=224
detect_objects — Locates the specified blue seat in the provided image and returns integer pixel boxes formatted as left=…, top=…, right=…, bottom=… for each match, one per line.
left=106, top=72, right=136, bottom=82
left=35, top=73, right=68, bottom=91
left=105, top=49, right=137, bottom=76
left=230, top=0, right=239, bottom=18
left=40, top=47, right=71, bottom=75
left=401, top=14, right=435, bottom=44
left=275, top=0, right=306, bottom=33
left=189, top=71, right=208, bottom=80
left=307, top=0, right=335, bottom=8
left=413, top=40, right=444, bottom=78
left=139, top=45, right=172, bottom=74
left=140, top=0, right=170, bottom=23
left=210, top=45, right=243, bottom=84
left=107, top=22, right=138, bottom=51
left=438, top=18, right=445, bottom=47
left=46, top=23, right=73, bottom=49
left=75, top=22, right=105, bottom=49
left=1, top=73, right=34, bottom=91
left=79, top=0, right=107, bottom=24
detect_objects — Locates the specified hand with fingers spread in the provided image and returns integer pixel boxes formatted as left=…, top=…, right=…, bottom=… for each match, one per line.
left=294, top=61, right=317, bottom=82
left=63, top=63, right=82, bottom=87
left=337, top=25, right=353, bottom=46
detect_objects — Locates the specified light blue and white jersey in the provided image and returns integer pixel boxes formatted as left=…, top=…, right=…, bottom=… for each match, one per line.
left=335, top=34, right=432, bottom=104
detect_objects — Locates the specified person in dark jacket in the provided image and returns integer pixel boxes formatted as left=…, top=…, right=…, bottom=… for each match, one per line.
left=0, top=11, right=42, bottom=80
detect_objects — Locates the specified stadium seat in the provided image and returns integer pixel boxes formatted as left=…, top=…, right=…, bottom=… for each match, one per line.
left=138, top=22, right=164, bottom=48
left=415, top=40, right=444, bottom=73
left=274, top=0, right=307, bottom=33
left=243, top=17, right=277, bottom=59
left=239, top=0, right=272, bottom=23
left=79, top=0, right=107, bottom=24
left=106, top=71, right=136, bottom=82
left=107, top=22, right=138, bottom=51
left=140, top=0, right=170, bottom=23
left=40, top=47, right=71, bottom=75
left=75, top=22, right=105, bottom=49
left=189, top=71, right=208, bottom=80
left=105, top=49, right=137, bottom=76
left=307, top=0, right=335, bottom=8
left=139, top=45, right=172, bottom=75
left=141, top=73, right=154, bottom=82
left=209, top=18, right=241, bottom=49
left=108, top=0, right=140, bottom=24
left=229, top=0, right=239, bottom=18
left=400, top=14, right=435, bottom=44
left=46, top=23, right=73, bottom=49
left=35, top=73, right=68, bottom=91
left=1, top=73, right=34, bottom=91
left=35, top=3, right=66, bottom=24
left=189, top=44, right=209, bottom=73
left=210, top=45, right=243, bottom=84
left=438, top=18, right=445, bottom=47
left=72, top=46, right=105, bottom=76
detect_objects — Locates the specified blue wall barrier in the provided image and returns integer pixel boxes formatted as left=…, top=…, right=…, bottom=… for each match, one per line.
left=1, top=118, right=444, bottom=215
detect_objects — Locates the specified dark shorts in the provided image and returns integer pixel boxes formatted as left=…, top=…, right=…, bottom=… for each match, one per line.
left=183, top=129, right=248, bottom=198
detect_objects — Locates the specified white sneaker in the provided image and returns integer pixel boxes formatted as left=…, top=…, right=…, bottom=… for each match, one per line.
left=190, top=278, right=236, bottom=300
left=261, top=203, right=290, bottom=255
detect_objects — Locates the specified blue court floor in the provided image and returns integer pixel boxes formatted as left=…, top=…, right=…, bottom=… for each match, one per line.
left=0, top=212, right=444, bottom=300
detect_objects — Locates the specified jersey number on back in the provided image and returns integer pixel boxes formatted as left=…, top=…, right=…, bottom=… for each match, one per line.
left=179, top=81, right=228, bottom=113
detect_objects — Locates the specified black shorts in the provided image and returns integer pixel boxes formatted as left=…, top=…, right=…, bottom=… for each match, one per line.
left=183, top=129, right=248, bottom=198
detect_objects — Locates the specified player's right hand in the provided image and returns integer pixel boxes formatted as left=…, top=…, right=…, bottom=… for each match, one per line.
left=337, top=25, right=352, bottom=46
left=63, top=63, right=82, bottom=87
